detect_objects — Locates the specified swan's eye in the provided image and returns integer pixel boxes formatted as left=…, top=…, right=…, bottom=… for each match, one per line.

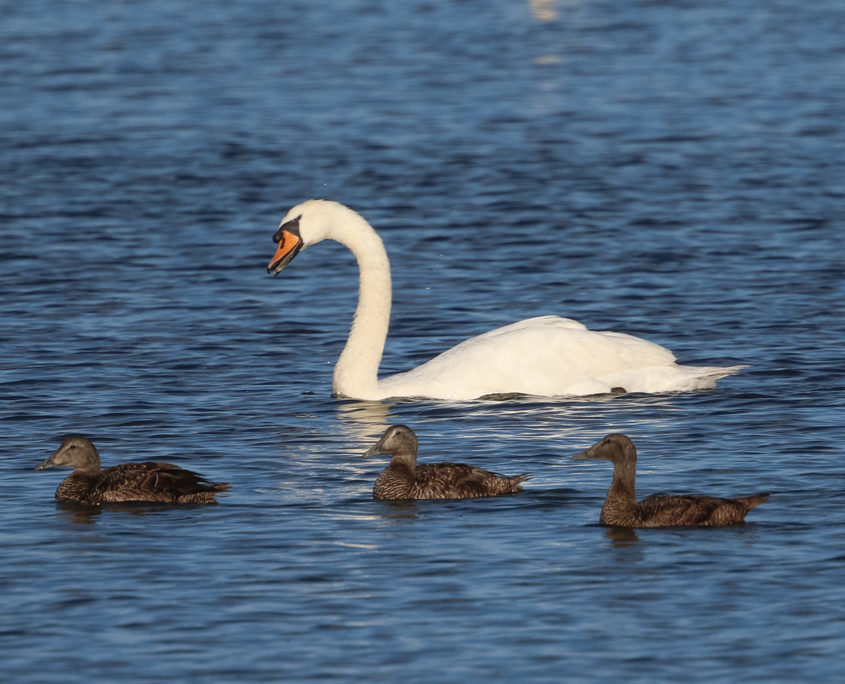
left=273, top=215, right=302, bottom=243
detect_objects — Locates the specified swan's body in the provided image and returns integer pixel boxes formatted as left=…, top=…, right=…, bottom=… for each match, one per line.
left=572, top=434, right=769, bottom=527
left=267, top=199, right=743, bottom=401
left=363, top=425, right=530, bottom=500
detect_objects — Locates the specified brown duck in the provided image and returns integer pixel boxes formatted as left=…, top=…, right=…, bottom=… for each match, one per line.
left=572, top=433, right=768, bottom=527
left=363, top=425, right=530, bottom=500
left=35, top=435, right=229, bottom=505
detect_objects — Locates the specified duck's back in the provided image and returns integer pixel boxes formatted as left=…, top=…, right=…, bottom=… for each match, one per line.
left=57, top=462, right=228, bottom=505
left=374, top=462, right=528, bottom=500
left=633, top=492, right=769, bottom=527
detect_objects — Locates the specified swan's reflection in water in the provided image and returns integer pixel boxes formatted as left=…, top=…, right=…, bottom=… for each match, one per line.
left=529, top=0, right=558, bottom=22
left=335, top=399, right=393, bottom=444
left=335, top=392, right=677, bottom=445
left=530, top=0, right=587, bottom=23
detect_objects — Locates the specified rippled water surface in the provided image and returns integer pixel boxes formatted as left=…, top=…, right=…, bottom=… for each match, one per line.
left=2, top=0, right=844, bottom=681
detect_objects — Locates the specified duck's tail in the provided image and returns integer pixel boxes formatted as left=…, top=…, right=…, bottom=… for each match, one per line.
left=510, top=473, right=533, bottom=490
left=738, top=492, right=769, bottom=510
left=176, top=481, right=230, bottom=504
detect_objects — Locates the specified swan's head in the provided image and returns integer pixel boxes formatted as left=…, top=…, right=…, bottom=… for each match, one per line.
left=363, top=424, right=419, bottom=459
left=36, top=435, right=101, bottom=473
left=572, top=433, right=636, bottom=464
left=267, top=199, right=349, bottom=276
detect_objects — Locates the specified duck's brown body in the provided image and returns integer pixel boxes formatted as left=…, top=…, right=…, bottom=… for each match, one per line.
left=52, top=462, right=228, bottom=505
left=365, top=425, right=530, bottom=501
left=600, top=490, right=769, bottom=528
left=373, top=460, right=529, bottom=500
left=573, top=434, right=768, bottom=528
left=37, top=436, right=229, bottom=506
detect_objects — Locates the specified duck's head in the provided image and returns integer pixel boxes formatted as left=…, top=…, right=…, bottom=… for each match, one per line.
left=268, top=199, right=350, bottom=276
left=363, top=424, right=419, bottom=460
left=572, top=433, right=636, bottom=463
left=36, top=435, right=101, bottom=473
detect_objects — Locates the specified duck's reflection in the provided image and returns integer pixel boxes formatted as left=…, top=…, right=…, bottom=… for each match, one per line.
left=374, top=499, right=420, bottom=520
left=56, top=501, right=102, bottom=525
left=55, top=501, right=177, bottom=525
left=605, top=526, right=640, bottom=545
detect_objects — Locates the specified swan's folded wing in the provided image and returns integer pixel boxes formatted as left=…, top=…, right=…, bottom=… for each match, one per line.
left=379, top=315, right=678, bottom=399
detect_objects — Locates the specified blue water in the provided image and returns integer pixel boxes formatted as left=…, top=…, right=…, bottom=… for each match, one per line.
left=2, top=0, right=844, bottom=681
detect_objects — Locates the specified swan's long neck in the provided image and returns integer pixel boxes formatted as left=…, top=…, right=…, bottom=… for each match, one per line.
left=328, top=211, right=392, bottom=398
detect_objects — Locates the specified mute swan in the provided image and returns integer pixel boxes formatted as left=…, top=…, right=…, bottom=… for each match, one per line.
left=267, top=199, right=744, bottom=401
left=363, top=425, right=530, bottom=499
left=35, top=436, right=229, bottom=505
left=572, top=434, right=769, bottom=527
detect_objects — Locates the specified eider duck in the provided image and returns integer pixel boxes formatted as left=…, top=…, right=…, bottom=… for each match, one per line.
left=572, top=433, right=768, bottom=527
left=35, top=435, right=229, bottom=505
left=363, top=425, right=530, bottom=500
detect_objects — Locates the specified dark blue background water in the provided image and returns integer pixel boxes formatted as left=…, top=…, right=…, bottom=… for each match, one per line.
left=2, top=1, right=844, bottom=681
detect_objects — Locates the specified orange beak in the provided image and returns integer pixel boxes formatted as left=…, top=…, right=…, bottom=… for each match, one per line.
left=267, top=229, right=303, bottom=275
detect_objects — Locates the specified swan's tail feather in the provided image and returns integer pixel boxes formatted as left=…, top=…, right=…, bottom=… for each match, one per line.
left=605, top=363, right=747, bottom=394
left=676, top=363, right=748, bottom=391
left=699, top=364, right=748, bottom=380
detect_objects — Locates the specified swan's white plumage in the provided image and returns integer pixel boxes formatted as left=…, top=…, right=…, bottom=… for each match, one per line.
left=269, top=200, right=743, bottom=401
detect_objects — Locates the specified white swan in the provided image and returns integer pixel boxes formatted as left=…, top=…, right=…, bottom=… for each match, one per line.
left=267, top=200, right=744, bottom=401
